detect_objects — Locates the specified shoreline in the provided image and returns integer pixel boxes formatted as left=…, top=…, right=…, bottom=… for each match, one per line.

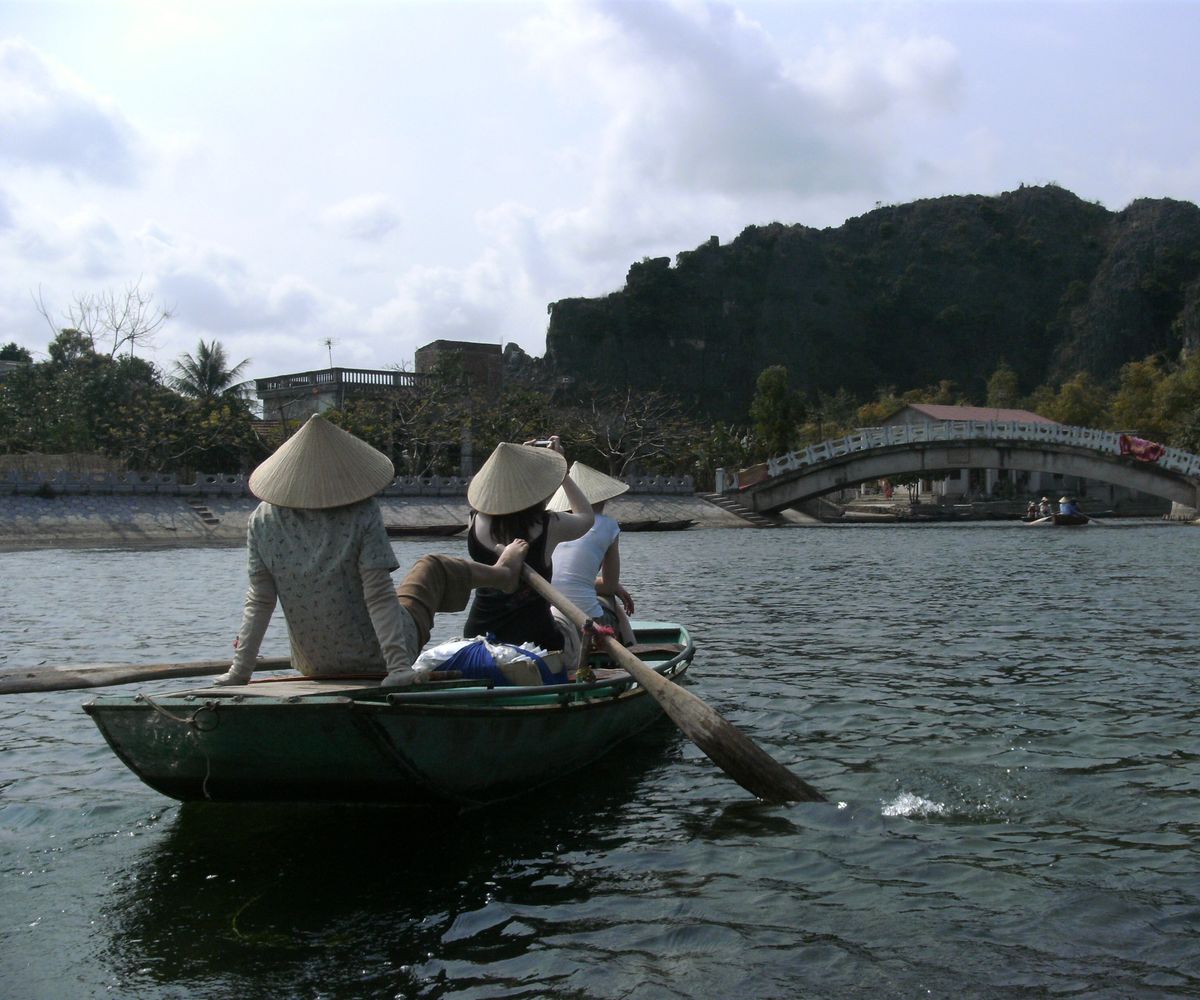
left=3, top=494, right=1189, bottom=552
left=0, top=493, right=777, bottom=552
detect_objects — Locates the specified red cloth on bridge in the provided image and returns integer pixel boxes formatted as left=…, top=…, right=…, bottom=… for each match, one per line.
left=1118, top=434, right=1166, bottom=463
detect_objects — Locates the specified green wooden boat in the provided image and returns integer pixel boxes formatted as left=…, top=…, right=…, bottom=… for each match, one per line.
left=84, top=621, right=694, bottom=807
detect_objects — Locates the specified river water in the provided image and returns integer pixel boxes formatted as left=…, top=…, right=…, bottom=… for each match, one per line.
left=1, top=523, right=1197, bottom=999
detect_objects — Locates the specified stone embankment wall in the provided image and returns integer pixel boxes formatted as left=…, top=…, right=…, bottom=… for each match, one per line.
left=0, top=489, right=758, bottom=552
left=1, top=469, right=694, bottom=499
left=1, top=469, right=753, bottom=550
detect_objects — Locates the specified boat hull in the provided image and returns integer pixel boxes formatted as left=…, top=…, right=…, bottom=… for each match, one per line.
left=84, top=623, right=693, bottom=806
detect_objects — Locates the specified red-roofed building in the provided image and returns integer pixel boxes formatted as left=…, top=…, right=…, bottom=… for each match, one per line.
left=886, top=403, right=1056, bottom=426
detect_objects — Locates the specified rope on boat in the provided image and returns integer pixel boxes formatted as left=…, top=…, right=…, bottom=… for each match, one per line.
left=136, top=693, right=221, bottom=732
left=576, top=618, right=618, bottom=684
left=136, top=693, right=219, bottom=799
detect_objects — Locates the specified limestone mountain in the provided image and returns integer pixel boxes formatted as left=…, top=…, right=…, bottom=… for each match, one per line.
left=544, top=185, right=1200, bottom=421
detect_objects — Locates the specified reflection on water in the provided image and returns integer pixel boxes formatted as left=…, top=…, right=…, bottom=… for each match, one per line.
left=2, top=524, right=1199, bottom=998
left=101, top=724, right=681, bottom=998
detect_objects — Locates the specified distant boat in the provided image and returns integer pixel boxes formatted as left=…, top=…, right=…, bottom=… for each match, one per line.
left=83, top=621, right=695, bottom=807
left=619, top=519, right=695, bottom=532
left=385, top=523, right=465, bottom=538
left=1023, top=513, right=1092, bottom=526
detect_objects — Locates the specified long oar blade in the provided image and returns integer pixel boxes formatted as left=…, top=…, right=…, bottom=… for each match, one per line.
left=0, top=656, right=293, bottom=695
left=521, top=563, right=825, bottom=803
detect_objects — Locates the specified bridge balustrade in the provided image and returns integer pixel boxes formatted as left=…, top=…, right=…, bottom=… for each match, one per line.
left=728, top=420, right=1200, bottom=491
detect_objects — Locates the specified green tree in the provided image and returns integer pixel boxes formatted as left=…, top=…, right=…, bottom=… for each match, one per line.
left=0, top=342, right=32, bottom=362
left=170, top=340, right=251, bottom=403
left=470, top=386, right=558, bottom=467
left=986, top=361, right=1020, bottom=407
left=855, top=388, right=903, bottom=428
left=1040, top=372, right=1110, bottom=427
left=1155, top=348, right=1200, bottom=446
left=1110, top=356, right=1167, bottom=437
left=749, top=365, right=806, bottom=458
left=1174, top=404, right=1200, bottom=452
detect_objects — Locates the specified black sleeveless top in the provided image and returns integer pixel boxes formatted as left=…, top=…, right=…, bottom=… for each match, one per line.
left=464, top=512, right=562, bottom=651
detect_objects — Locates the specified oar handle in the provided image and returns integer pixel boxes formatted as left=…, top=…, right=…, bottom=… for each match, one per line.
left=0, top=656, right=294, bottom=695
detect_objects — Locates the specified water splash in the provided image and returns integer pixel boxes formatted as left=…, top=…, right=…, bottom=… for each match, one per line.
left=881, top=792, right=948, bottom=817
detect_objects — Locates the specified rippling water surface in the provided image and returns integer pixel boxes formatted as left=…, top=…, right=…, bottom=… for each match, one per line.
left=1, top=523, right=1198, bottom=998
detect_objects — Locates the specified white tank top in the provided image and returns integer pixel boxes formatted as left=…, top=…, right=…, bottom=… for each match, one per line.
left=549, top=513, right=620, bottom=618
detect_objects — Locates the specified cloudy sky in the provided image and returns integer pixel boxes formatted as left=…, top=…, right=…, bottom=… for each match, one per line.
left=2, top=0, right=1197, bottom=383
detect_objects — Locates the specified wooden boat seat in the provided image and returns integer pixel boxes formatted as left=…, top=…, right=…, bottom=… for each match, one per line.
left=169, top=670, right=468, bottom=699
left=587, top=667, right=631, bottom=682
left=625, top=643, right=685, bottom=657
left=171, top=679, right=373, bottom=698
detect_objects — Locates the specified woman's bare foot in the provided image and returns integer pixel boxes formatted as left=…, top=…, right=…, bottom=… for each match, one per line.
left=493, top=538, right=528, bottom=592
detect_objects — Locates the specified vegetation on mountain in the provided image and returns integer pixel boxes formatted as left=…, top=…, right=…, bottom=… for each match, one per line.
left=545, top=185, right=1200, bottom=432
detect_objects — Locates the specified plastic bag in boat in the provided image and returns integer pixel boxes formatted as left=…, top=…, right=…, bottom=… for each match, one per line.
left=411, top=636, right=566, bottom=686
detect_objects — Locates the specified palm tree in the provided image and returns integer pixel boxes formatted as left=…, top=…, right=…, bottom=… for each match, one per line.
left=170, top=339, right=251, bottom=404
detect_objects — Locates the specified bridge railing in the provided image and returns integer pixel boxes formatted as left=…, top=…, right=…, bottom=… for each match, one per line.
left=740, top=421, right=1200, bottom=490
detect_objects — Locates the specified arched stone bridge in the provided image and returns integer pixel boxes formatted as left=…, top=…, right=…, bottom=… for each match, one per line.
left=731, top=421, right=1200, bottom=513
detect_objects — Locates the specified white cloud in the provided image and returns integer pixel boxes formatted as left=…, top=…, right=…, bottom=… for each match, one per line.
left=494, top=0, right=967, bottom=315
left=367, top=250, right=516, bottom=350
left=320, top=194, right=403, bottom=242
left=0, top=38, right=146, bottom=184
left=154, top=248, right=327, bottom=334
left=517, top=1, right=961, bottom=206
left=798, top=24, right=962, bottom=120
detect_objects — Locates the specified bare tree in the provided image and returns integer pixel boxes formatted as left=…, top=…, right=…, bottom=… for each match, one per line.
left=35, top=279, right=173, bottom=357
left=566, top=387, right=695, bottom=476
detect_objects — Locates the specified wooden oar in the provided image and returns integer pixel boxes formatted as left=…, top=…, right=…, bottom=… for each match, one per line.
left=0, top=656, right=293, bottom=695
left=519, top=560, right=826, bottom=803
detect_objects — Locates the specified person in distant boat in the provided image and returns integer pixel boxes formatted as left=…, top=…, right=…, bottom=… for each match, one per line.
left=546, top=461, right=637, bottom=664
left=214, top=414, right=528, bottom=688
left=1038, top=496, right=1054, bottom=517
left=1058, top=496, right=1080, bottom=516
left=463, top=436, right=593, bottom=664
left=1026, top=499, right=1038, bottom=519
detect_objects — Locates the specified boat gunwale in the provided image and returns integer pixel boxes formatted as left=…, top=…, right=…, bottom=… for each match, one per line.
left=83, top=626, right=694, bottom=713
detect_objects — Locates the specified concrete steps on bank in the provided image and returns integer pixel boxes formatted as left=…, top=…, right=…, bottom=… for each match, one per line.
left=187, top=499, right=221, bottom=527
left=697, top=492, right=782, bottom=528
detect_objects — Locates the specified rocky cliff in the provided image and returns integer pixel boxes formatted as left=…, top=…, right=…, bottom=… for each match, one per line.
left=544, top=185, right=1200, bottom=420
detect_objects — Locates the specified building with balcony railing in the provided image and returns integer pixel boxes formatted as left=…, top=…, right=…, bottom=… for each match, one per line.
left=255, top=341, right=504, bottom=423
left=254, top=367, right=436, bottom=423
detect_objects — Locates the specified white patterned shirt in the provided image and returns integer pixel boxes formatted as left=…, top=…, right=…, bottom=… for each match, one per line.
left=232, top=499, right=418, bottom=675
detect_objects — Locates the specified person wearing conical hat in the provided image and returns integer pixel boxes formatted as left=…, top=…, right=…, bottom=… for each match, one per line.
left=463, top=435, right=594, bottom=660
left=215, top=414, right=528, bottom=688
left=546, top=461, right=637, bottom=656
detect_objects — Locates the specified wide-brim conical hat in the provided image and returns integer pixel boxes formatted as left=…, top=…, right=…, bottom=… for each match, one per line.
left=468, top=442, right=566, bottom=515
left=546, top=461, right=629, bottom=511
left=249, top=414, right=395, bottom=509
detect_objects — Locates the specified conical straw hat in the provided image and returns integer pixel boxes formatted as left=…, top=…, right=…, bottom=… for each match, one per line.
left=547, top=461, right=629, bottom=511
left=249, top=414, right=395, bottom=509
left=467, top=442, right=566, bottom=515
